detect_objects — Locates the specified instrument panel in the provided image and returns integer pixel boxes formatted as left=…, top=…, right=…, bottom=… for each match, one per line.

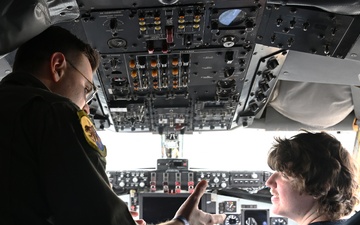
left=74, top=0, right=359, bottom=133
left=107, top=168, right=271, bottom=193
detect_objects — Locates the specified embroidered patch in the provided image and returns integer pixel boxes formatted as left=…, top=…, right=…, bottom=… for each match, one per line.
left=77, top=110, right=107, bottom=157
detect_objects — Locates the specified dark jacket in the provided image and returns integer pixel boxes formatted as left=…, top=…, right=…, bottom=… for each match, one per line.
left=0, top=72, right=136, bottom=225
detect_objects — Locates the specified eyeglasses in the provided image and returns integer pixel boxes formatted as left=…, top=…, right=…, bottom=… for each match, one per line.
left=66, top=59, right=98, bottom=104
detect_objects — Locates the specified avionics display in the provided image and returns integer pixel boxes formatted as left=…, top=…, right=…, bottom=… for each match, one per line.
left=241, top=208, right=269, bottom=225
left=138, top=192, right=211, bottom=225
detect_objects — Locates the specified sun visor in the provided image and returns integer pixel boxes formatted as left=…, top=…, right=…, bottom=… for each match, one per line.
left=0, top=0, right=79, bottom=56
left=269, top=81, right=354, bottom=129
left=267, top=0, right=360, bottom=15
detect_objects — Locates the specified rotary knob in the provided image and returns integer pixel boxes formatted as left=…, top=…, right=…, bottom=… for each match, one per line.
left=221, top=36, right=236, bottom=48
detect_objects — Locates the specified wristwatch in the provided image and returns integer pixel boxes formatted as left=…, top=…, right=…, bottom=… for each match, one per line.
left=173, top=215, right=190, bottom=225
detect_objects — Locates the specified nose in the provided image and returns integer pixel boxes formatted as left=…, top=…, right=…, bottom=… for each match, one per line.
left=82, top=104, right=90, bottom=115
left=265, top=172, right=276, bottom=187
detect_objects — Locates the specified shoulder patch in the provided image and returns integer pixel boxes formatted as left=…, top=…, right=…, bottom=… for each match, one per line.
left=77, top=110, right=107, bottom=157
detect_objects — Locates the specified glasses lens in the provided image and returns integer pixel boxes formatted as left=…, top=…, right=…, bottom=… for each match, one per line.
left=86, top=85, right=98, bottom=104
left=66, top=60, right=97, bottom=104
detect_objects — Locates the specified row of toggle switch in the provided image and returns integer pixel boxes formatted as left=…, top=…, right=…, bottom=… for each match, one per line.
left=108, top=170, right=271, bottom=192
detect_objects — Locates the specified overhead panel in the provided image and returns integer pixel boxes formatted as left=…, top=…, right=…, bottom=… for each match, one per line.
left=74, top=0, right=360, bottom=133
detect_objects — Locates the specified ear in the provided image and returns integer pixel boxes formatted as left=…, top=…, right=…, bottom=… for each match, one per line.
left=50, top=52, right=66, bottom=82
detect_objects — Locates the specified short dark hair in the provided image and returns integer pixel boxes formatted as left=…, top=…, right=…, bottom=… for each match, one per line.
left=267, top=130, right=359, bottom=220
left=13, top=26, right=99, bottom=73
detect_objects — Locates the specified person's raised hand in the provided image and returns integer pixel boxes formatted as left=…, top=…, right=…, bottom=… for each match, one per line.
left=174, top=180, right=226, bottom=225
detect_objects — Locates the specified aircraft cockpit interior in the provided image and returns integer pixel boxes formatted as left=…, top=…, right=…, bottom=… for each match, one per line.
left=1, top=0, right=360, bottom=224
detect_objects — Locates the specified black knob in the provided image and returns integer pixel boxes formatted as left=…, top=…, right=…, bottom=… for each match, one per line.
left=266, top=57, right=279, bottom=70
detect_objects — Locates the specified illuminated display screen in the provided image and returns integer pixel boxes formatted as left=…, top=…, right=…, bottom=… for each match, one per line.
left=139, top=192, right=207, bottom=225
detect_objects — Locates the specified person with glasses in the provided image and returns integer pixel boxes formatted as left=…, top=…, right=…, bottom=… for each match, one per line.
left=0, top=26, right=226, bottom=225
left=265, top=130, right=359, bottom=225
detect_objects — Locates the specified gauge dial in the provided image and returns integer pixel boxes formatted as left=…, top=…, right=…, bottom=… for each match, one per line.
left=224, top=201, right=237, bottom=212
left=224, top=214, right=241, bottom=225
left=271, top=217, right=288, bottom=225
